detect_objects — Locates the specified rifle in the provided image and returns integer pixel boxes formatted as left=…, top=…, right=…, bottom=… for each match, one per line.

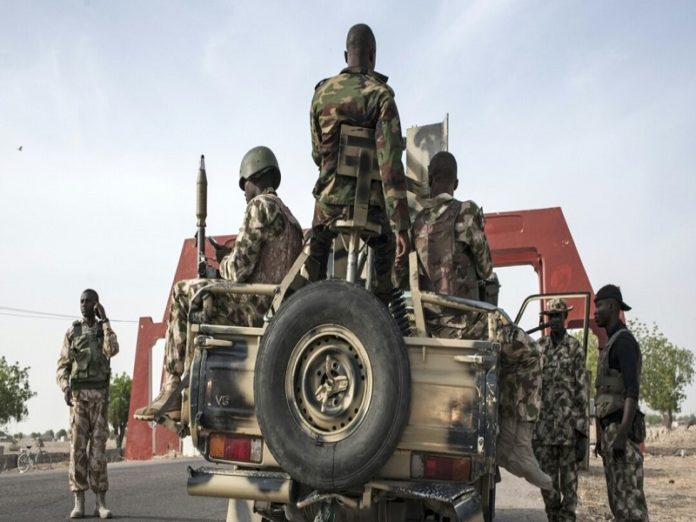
left=526, top=321, right=552, bottom=335
left=196, top=155, right=208, bottom=278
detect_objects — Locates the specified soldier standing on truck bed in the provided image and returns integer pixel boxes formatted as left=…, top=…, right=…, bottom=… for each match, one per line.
left=533, top=298, right=588, bottom=522
left=593, top=284, right=649, bottom=522
left=134, top=146, right=303, bottom=423
left=307, top=23, right=411, bottom=304
left=57, top=288, right=119, bottom=519
left=412, top=151, right=552, bottom=490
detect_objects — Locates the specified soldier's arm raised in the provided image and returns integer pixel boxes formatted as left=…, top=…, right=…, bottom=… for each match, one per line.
left=102, top=321, right=119, bottom=358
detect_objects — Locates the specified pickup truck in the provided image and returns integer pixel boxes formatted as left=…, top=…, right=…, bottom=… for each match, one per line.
left=172, top=125, right=590, bottom=521
left=181, top=248, right=501, bottom=522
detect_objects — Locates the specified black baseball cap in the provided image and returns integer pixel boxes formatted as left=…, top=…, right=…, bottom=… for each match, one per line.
left=594, top=284, right=631, bottom=311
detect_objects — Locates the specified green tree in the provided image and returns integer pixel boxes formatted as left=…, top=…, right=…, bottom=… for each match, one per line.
left=56, top=428, right=68, bottom=440
left=42, top=429, right=55, bottom=441
left=108, top=373, right=132, bottom=449
left=0, top=356, right=36, bottom=427
left=630, top=319, right=694, bottom=429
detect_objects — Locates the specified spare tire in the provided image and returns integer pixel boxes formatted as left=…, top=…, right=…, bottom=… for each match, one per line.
left=254, top=280, right=410, bottom=491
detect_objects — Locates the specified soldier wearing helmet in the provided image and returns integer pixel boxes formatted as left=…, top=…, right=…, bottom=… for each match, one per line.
left=532, top=298, right=588, bottom=522
left=134, top=146, right=303, bottom=422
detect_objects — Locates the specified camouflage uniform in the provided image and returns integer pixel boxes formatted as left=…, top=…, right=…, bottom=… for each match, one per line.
left=309, top=66, right=410, bottom=298
left=413, top=194, right=542, bottom=422
left=164, top=187, right=303, bottom=378
left=57, top=319, right=119, bottom=493
left=596, top=326, right=649, bottom=522
left=600, top=422, right=648, bottom=521
left=533, top=332, right=588, bottom=521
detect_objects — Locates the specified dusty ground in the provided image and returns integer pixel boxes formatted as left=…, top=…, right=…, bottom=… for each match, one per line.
left=577, top=425, right=696, bottom=521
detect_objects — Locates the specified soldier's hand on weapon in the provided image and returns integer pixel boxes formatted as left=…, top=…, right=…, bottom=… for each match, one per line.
left=394, top=230, right=411, bottom=270
left=575, top=431, right=587, bottom=462
left=208, top=237, right=232, bottom=263
left=64, top=387, right=73, bottom=407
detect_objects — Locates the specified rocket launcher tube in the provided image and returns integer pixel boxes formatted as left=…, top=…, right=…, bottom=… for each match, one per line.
left=197, top=155, right=208, bottom=278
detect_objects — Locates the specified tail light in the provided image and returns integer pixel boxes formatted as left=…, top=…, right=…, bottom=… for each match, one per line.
left=209, top=433, right=263, bottom=463
left=411, top=453, right=471, bottom=481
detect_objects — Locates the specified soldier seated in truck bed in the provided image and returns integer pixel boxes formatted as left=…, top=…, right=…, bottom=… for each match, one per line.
left=134, top=146, right=303, bottom=422
left=412, top=151, right=552, bottom=490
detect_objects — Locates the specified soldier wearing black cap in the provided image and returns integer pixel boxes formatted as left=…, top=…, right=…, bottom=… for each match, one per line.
left=593, top=284, right=648, bottom=521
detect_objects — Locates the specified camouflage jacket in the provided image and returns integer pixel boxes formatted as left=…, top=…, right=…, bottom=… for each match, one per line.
left=413, top=194, right=493, bottom=332
left=57, top=318, right=119, bottom=394
left=310, top=66, right=410, bottom=232
left=414, top=194, right=493, bottom=297
left=219, top=188, right=303, bottom=284
left=533, top=332, right=588, bottom=445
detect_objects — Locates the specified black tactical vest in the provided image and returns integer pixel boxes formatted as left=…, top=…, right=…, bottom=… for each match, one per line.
left=594, top=328, right=641, bottom=419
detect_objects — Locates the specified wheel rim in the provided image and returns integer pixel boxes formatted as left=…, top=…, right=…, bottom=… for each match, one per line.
left=285, top=324, right=372, bottom=443
left=17, top=454, right=30, bottom=473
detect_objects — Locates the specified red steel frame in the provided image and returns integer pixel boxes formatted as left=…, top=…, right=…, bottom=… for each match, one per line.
left=125, top=207, right=599, bottom=459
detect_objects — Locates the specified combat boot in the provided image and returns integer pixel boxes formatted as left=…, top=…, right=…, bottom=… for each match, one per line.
left=133, top=373, right=181, bottom=421
left=495, top=415, right=516, bottom=469
left=94, top=491, right=112, bottom=519
left=504, top=421, right=553, bottom=490
left=69, top=491, right=85, bottom=519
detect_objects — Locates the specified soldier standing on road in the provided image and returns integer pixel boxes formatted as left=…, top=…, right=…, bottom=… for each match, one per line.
left=307, top=23, right=411, bottom=303
left=533, top=298, right=588, bottom=521
left=134, top=146, right=303, bottom=423
left=594, top=284, right=649, bottom=521
left=412, top=151, right=552, bottom=490
left=57, top=289, right=119, bottom=519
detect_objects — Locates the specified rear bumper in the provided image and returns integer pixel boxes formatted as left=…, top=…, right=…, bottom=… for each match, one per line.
left=187, top=466, right=291, bottom=503
left=187, top=467, right=483, bottom=522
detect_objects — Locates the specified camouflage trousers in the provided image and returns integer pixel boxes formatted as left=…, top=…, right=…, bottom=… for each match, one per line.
left=165, top=278, right=267, bottom=377
left=69, top=388, right=109, bottom=492
left=430, top=311, right=542, bottom=422
left=308, top=202, right=396, bottom=303
left=600, top=422, right=649, bottom=521
left=533, top=444, right=578, bottom=522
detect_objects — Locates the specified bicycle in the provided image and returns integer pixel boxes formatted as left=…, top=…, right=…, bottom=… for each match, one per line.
left=17, top=445, right=53, bottom=473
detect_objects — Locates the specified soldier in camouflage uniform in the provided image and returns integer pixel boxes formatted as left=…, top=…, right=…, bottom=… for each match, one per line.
left=308, top=23, right=411, bottom=303
left=57, top=289, right=119, bottom=519
left=134, top=146, right=303, bottom=423
left=594, top=284, right=649, bottom=521
left=532, top=298, right=588, bottom=521
left=412, top=151, right=551, bottom=490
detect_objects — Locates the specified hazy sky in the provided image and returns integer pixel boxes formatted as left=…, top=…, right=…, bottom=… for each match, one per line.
left=1, top=0, right=695, bottom=434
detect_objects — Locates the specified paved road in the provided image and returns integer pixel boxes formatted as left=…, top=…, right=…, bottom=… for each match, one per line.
left=0, top=458, right=545, bottom=521
left=0, top=457, right=227, bottom=521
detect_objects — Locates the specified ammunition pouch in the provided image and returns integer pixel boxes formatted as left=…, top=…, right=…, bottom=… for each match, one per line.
left=599, top=409, right=646, bottom=444
left=631, top=410, right=646, bottom=444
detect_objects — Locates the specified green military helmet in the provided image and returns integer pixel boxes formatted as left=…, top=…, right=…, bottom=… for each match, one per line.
left=239, top=146, right=281, bottom=190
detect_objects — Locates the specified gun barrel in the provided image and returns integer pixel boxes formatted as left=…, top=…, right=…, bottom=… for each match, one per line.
left=526, top=321, right=553, bottom=335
